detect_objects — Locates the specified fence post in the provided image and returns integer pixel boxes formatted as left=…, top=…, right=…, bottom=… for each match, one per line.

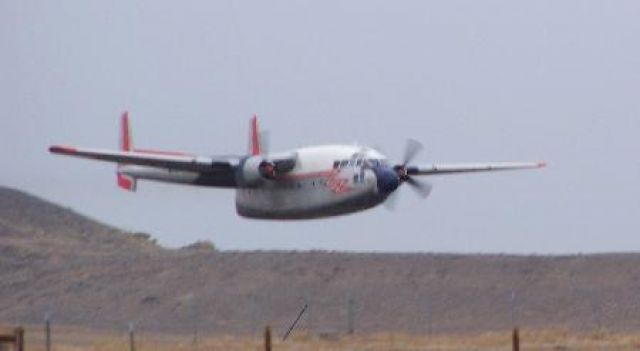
left=128, top=322, right=136, bottom=351
left=192, top=297, right=199, bottom=350
left=264, top=325, right=272, bottom=351
left=510, top=290, right=517, bottom=328
left=347, top=296, right=355, bottom=335
left=512, top=327, right=519, bottom=351
left=45, top=314, right=51, bottom=351
left=426, top=300, right=433, bottom=335
left=305, top=297, right=312, bottom=333
left=14, top=327, right=24, bottom=351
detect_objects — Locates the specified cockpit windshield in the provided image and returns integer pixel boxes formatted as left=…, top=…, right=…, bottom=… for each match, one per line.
left=333, top=158, right=388, bottom=169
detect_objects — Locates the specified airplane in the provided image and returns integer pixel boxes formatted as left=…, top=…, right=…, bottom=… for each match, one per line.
left=49, top=112, right=546, bottom=220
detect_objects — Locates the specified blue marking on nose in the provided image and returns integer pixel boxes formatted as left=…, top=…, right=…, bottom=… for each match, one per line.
left=374, top=167, right=400, bottom=195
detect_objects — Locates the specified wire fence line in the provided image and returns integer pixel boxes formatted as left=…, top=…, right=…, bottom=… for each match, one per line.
left=11, top=322, right=640, bottom=351
left=16, top=286, right=640, bottom=337
left=5, top=285, right=640, bottom=351
left=7, top=290, right=640, bottom=345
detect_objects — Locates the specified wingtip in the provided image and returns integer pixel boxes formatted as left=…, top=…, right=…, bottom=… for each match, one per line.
left=537, top=160, right=547, bottom=168
left=49, top=145, right=77, bottom=154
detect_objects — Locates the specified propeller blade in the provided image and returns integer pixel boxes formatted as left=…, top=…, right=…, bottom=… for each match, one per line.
left=373, top=144, right=387, bottom=156
left=383, top=191, right=400, bottom=211
left=406, top=177, right=433, bottom=198
left=259, top=130, right=271, bottom=155
left=402, top=139, right=424, bottom=166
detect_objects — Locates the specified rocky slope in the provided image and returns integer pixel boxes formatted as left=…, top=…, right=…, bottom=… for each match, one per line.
left=1, top=186, right=640, bottom=335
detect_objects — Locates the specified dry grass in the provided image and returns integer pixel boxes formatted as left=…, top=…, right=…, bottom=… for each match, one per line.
left=4, top=324, right=640, bottom=351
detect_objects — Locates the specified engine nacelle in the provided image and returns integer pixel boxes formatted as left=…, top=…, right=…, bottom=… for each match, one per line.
left=258, top=160, right=277, bottom=179
left=239, top=153, right=297, bottom=186
left=240, top=156, right=266, bottom=186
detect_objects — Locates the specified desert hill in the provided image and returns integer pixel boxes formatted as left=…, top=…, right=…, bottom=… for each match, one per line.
left=1, top=186, right=640, bottom=335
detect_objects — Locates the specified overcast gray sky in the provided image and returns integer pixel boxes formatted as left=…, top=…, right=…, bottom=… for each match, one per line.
left=2, top=1, right=639, bottom=253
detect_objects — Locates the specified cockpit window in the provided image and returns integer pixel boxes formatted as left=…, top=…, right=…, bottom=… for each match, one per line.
left=333, top=158, right=386, bottom=169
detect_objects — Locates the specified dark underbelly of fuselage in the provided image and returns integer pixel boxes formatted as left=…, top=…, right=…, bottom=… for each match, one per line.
left=236, top=192, right=385, bottom=220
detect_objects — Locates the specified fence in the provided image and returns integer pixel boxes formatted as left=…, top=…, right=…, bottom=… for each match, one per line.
left=0, top=327, right=24, bottom=351
left=22, top=314, right=640, bottom=351
left=10, top=288, right=640, bottom=351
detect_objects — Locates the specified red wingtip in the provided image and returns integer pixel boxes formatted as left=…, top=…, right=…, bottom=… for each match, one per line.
left=537, top=160, right=547, bottom=168
left=49, top=145, right=77, bottom=154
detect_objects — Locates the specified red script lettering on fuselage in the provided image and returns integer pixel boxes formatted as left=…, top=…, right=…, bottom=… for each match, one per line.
left=326, top=169, right=351, bottom=194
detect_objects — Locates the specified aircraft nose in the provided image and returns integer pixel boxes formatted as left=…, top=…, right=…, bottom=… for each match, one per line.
left=374, top=167, right=400, bottom=195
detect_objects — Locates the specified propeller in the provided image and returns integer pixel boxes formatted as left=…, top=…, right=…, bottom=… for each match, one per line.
left=383, top=178, right=432, bottom=210
left=383, top=190, right=399, bottom=210
left=388, top=139, right=433, bottom=202
left=406, top=177, right=432, bottom=198
left=402, top=139, right=424, bottom=166
left=259, top=130, right=271, bottom=155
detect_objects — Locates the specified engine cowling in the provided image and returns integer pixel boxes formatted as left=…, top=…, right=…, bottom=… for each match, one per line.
left=239, top=153, right=297, bottom=186
left=258, top=160, right=277, bottom=179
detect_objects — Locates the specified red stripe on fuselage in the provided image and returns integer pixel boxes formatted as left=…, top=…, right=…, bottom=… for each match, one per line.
left=279, top=170, right=334, bottom=181
left=278, top=169, right=353, bottom=194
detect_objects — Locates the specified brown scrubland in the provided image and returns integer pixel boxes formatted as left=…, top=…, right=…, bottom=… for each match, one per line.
left=3, top=186, right=640, bottom=350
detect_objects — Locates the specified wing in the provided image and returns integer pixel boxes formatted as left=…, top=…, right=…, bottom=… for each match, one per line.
left=406, top=161, right=546, bottom=176
left=49, top=145, right=239, bottom=173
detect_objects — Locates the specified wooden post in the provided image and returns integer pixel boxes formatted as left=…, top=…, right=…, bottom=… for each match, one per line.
left=347, top=296, right=355, bottom=335
left=426, top=300, right=433, bottom=335
left=45, top=314, right=51, bottom=351
left=14, top=327, right=24, bottom=351
left=512, top=327, right=519, bottom=351
left=510, top=290, right=517, bottom=328
left=305, top=298, right=312, bottom=333
left=128, top=322, right=136, bottom=351
left=264, top=325, right=272, bottom=351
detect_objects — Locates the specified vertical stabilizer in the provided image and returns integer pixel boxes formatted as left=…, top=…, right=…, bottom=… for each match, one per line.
left=117, top=111, right=137, bottom=191
left=250, top=113, right=261, bottom=155
left=120, top=111, right=133, bottom=151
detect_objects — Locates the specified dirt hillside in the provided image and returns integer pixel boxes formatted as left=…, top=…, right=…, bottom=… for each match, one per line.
left=1, top=186, right=639, bottom=335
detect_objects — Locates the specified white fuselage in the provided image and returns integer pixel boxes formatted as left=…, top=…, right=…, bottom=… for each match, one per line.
left=237, top=145, right=388, bottom=219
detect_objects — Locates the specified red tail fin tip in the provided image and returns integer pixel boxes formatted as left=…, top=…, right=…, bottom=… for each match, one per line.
left=117, top=111, right=136, bottom=191
left=120, top=111, right=132, bottom=151
left=250, top=114, right=261, bottom=155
